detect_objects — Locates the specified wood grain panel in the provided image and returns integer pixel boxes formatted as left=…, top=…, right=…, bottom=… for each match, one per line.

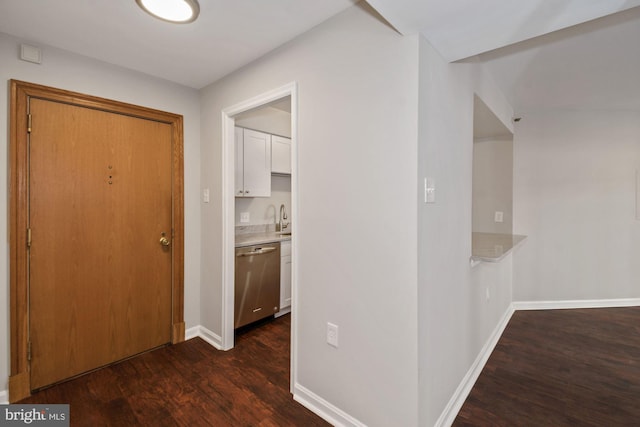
left=9, top=81, right=31, bottom=402
left=28, top=99, right=173, bottom=389
left=9, top=80, right=185, bottom=400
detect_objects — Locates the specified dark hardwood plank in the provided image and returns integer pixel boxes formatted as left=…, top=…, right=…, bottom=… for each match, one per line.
left=20, top=314, right=328, bottom=427
left=454, top=307, right=640, bottom=426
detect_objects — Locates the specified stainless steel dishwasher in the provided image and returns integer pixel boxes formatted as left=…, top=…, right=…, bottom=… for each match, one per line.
left=235, top=243, right=281, bottom=328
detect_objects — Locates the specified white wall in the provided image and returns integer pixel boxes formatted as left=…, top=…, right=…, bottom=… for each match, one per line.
left=200, top=4, right=419, bottom=426
left=513, top=110, right=640, bottom=301
left=417, top=38, right=514, bottom=426
left=473, top=138, right=514, bottom=234
left=235, top=106, right=292, bottom=138
left=0, top=32, right=201, bottom=396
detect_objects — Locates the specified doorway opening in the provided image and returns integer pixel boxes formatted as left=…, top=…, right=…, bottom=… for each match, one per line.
left=221, top=82, right=298, bottom=391
left=471, top=94, right=523, bottom=263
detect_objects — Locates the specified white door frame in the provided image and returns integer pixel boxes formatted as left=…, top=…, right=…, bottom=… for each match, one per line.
left=221, top=82, right=298, bottom=390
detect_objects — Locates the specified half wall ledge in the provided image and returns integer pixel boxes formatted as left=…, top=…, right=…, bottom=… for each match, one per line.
left=470, top=232, right=527, bottom=265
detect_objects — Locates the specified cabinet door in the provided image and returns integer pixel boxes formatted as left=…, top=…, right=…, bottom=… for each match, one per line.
left=280, top=256, right=292, bottom=309
left=280, top=241, right=292, bottom=310
left=271, top=135, right=291, bottom=175
left=242, top=129, right=271, bottom=197
left=235, top=127, right=244, bottom=197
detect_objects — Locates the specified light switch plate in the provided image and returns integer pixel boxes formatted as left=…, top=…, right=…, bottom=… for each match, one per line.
left=327, top=322, right=339, bottom=348
left=424, top=177, right=435, bottom=204
left=494, top=211, right=504, bottom=223
left=240, top=212, right=250, bottom=223
left=636, top=170, right=640, bottom=221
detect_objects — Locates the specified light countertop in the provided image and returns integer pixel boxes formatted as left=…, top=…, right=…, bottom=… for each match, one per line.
left=235, top=231, right=292, bottom=248
left=471, top=232, right=527, bottom=263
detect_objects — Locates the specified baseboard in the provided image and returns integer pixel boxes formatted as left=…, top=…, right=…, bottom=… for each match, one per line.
left=513, top=298, right=640, bottom=311
left=0, top=389, right=8, bottom=404
left=187, top=324, right=362, bottom=425
left=275, top=306, right=291, bottom=318
left=434, top=304, right=515, bottom=427
left=187, top=326, right=362, bottom=425
left=185, top=325, right=223, bottom=350
left=293, top=383, right=366, bottom=427
left=436, top=298, right=640, bottom=425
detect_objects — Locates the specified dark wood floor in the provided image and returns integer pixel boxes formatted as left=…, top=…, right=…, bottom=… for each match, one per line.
left=454, top=307, right=640, bottom=426
left=20, top=314, right=329, bottom=426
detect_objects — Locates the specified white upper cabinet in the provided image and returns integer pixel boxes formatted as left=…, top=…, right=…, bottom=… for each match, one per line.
left=235, top=127, right=244, bottom=196
left=271, top=135, right=291, bottom=175
left=235, top=127, right=271, bottom=197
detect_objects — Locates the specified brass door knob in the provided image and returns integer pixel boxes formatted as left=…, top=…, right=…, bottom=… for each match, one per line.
left=159, top=237, right=171, bottom=246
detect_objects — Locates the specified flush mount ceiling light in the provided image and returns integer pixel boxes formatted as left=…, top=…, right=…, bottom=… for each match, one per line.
left=136, top=0, right=200, bottom=24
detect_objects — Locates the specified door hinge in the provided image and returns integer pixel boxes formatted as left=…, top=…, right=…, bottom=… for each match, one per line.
left=27, top=114, right=32, bottom=134
left=27, top=228, right=32, bottom=248
left=27, top=341, right=32, bottom=361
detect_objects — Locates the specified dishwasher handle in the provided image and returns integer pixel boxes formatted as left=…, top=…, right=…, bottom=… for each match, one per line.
left=237, top=246, right=277, bottom=257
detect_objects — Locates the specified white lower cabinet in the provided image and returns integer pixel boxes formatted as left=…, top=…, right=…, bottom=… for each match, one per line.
left=277, top=240, right=292, bottom=316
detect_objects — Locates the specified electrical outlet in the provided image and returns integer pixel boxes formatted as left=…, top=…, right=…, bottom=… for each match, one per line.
left=327, top=322, right=339, bottom=348
left=240, top=212, right=250, bottom=223
left=203, top=188, right=210, bottom=203
left=494, top=211, right=504, bottom=223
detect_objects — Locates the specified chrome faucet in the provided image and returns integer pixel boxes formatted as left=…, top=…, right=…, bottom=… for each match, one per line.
left=276, top=204, right=289, bottom=232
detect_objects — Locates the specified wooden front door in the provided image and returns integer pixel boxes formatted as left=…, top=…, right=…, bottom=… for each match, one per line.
left=27, top=96, right=173, bottom=389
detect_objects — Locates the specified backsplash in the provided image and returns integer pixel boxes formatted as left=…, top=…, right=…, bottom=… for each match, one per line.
left=235, top=224, right=276, bottom=235
left=235, top=175, right=291, bottom=226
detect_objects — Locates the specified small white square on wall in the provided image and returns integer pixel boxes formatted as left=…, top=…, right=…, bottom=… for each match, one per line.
left=20, top=44, right=42, bottom=64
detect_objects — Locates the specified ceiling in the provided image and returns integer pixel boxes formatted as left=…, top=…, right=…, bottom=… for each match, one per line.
left=479, top=6, right=640, bottom=112
left=1, top=0, right=639, bottom=112
left=366, top=0, right=640, bottom=62
left=0, top=0, right=358, bottom=89
left=366, top=0, right=640, bottom=112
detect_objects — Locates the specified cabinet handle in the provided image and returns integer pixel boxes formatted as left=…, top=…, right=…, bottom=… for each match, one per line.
left=237, top=247, right=277, bottom=257
left=245, top=190, right=250, bottom=194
